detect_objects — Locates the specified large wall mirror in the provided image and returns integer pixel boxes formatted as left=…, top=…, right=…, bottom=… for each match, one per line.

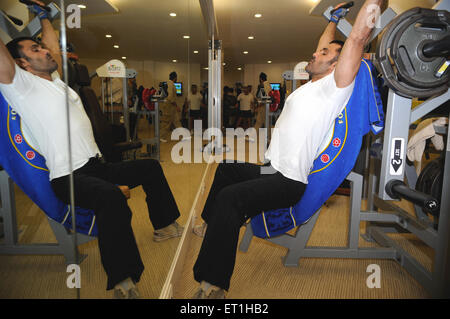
left=0, top=0, right=209, bottom=299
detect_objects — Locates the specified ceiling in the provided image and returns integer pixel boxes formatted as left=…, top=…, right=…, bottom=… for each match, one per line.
left=34, top=0, right=438, bottom=69
left=52, top=0, right=338, bottom=68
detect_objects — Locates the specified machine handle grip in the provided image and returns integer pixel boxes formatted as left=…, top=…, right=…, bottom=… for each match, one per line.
left=330, top=1, right=354, bottom=15
left=19, top=0, right=51, bottom=12
left=386, top=180, right=440, bottom=215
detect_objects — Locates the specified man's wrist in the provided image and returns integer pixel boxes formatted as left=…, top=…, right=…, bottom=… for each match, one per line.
left=329, top=16, right=340, bottom=24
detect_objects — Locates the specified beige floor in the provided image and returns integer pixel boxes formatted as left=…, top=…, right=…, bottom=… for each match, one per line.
left=173, top=188, right=432, bottom=299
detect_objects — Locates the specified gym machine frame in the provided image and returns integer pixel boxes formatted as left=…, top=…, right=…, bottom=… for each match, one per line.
left=135, top=93, right=162, bottom=161
left=96, top=64, right=136, bottom=143
left=241, top=2, right=450, bottom=298
left=255, top=92, right=275, bottom=145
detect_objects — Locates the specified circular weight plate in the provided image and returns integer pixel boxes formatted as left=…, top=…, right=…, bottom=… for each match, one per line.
left=376, top=8, right=450, bottom=98
left=416, top=158, right=436, bottom=192
left=392, top=10, right=450, bottom=89
left=416, top=157, right=444, bottom=217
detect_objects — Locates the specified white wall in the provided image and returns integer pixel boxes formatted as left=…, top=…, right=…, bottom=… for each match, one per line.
left=389, top=0, right=435, bottom=13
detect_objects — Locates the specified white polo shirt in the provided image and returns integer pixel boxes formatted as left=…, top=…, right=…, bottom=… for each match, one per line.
left=237, top=93, right=255, bottom=111
left=265, top=70, right=355, bottom=183
left=188, top=92, right=202, bottom=111
left=0, top=65, right=101, bottom=180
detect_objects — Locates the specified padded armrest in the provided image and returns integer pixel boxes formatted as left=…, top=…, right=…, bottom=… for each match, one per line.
left=112, top=141, right=143, bottom=153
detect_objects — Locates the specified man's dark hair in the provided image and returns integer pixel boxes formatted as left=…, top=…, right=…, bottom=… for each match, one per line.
left=330, top=40, right=345, bottom=52
left=329, top=40, right=345, bottom=64
left=6, top=36, right=37, bottom=59
left=169, top=71, right=177, bottom=80
left=259, top=72, right=267, bottom=82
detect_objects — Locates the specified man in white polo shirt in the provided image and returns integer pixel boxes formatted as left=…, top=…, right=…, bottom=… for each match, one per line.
left=0, top=0, right=183, bottom=299
left=192, top=0, right=384, bottom=298
left=235, top=85, right=256, bottom=129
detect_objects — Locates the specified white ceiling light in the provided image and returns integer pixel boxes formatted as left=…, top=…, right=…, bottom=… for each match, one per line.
left=204, top=67, right=209, bottom=70
left=78, top=5, right=86, bottom=9
left=193, top=50, right=199, bottom=54
left=183, top=35, right=190, bottom=39
left=113, top=45, right=119, bottom=48
left=170, top=13, right=177, bottom=17
left=223, top=62, right=226, bottom=66
left=254, top=13, right=262, bottom=18
left=122, top=57, right=127, bottom=60
left=105, top=34, right=112, bottom=38
left=248, top=36, right=254, bottom=40
left=243, top=51, right=248, bottom=54
left=267, top=60, right=272, bottom=64
left=237, top=67, right=242, bottom=71
left=172, top=59, right=177, bottom=63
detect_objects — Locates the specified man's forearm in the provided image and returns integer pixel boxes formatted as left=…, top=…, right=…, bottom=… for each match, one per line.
left=41, top=19, right=59, bottom=53
left=348, top=0, right=384, bottom=45
left=0, top=38, right=16, bottom=84
left=334, top=0, right=385, bottom=88
left=40, top=18, right=62, bottom=76
left=317, top=22, right=337, bottom=52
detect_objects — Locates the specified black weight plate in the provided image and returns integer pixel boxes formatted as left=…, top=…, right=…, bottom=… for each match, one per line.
left=416, top=157, right=444, bottom=217
left=427, top=160, right=443, bottom=217
left=391, top=9, right=450, bottom=89
left=429, top=158, right=444, bottom=200
left=376, top=7, right=450, bottom=98
left=416, top=158, right=438, bottom=192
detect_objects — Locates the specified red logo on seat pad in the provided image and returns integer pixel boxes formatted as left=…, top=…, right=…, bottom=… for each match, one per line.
left=14, top=134, right=23, bottom=144
left=332, top=138, right=341, bottom=148
left=26, top=151, right=35, bottom=160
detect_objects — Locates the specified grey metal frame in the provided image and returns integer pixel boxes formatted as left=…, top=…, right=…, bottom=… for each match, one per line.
left=239, top=172, right=398, bottom=266
left=0, top=170, right=93, bottom=264
left=137, top=98, right=161, bottom=161
left=434, top=0, right=450, bottom=11
left=98, top=68, right=137, bottom=143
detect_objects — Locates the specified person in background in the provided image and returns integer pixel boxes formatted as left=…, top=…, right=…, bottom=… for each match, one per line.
left=201, top=82, right=208, bottom=129
left=223, top=86, right=238, bottom=129
left=235, top=85, right=256, bottom=130
left=186, top=84, right=203, bottom=134
left=253, top=72, right=273, bottom=131
left=160, top=71, right=182, bottom=142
